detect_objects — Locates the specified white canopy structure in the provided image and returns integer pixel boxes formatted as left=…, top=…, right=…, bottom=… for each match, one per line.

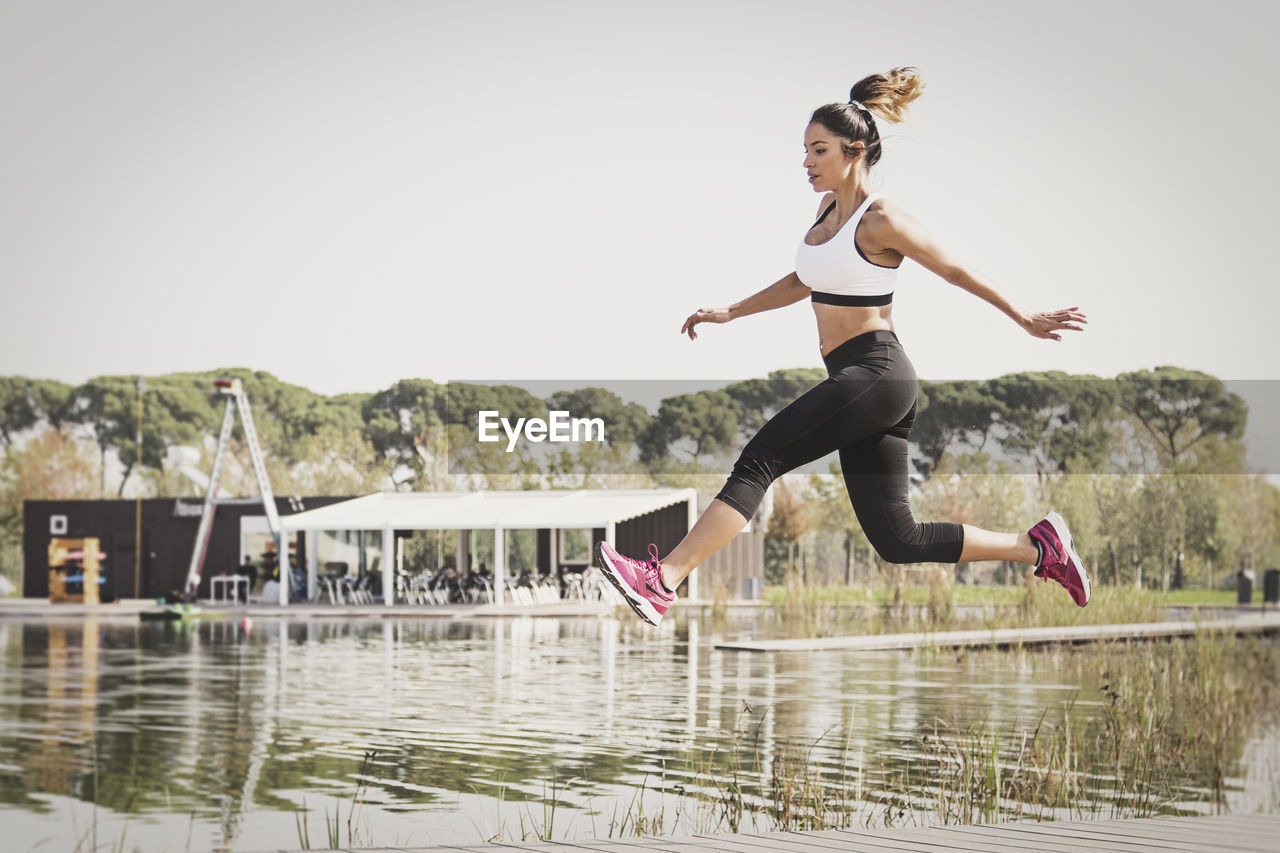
left=279, top=488, right=698, bottom=606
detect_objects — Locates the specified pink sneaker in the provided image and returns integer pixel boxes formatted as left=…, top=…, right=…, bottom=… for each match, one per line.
left=1028, top=510, right=1091, bottom=607
left=594, top=542, right=676, bottom=626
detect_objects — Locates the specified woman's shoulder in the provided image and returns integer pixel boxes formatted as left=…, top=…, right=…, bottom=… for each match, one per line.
left=866, top=193, right=901, bottom=214
left=863, top=194, right=912, bottom=234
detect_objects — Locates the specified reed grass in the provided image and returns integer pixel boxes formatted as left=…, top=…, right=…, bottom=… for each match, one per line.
left=764, top=576, right=1233, bottom=638
left=766, top=584, right=1261, bottom=609
left=293, top=749, right=377, bottom=850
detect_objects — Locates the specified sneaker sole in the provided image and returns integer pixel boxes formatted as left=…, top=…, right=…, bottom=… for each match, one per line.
left=1045, top=511, right=1091, bottom=606
left=594, top=542, right=662, bottom=626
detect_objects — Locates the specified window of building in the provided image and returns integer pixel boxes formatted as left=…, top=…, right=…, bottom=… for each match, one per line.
left=558, top=528, right=592, bottom=566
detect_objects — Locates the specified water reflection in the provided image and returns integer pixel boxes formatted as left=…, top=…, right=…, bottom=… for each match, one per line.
left=24, top=621, right=101, bottom=806
left=0, top=614, right=1275, bottom=852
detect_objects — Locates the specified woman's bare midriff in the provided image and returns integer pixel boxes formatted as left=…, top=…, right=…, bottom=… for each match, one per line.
left=814, top=302, right=894, bottom=356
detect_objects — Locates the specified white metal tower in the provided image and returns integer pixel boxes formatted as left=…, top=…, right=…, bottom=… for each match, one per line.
left=183, top=378, right=286, bottom=603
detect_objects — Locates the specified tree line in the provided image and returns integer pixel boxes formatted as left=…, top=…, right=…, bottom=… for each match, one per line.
left=1, top=366, right=1276, bottom=591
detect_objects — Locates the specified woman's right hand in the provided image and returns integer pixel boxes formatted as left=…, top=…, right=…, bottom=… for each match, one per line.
left=681, top=307, right=732, bottom=340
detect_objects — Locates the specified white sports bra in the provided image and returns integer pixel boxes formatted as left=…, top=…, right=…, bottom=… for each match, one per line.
left=795, top=193, right=900, bottom=306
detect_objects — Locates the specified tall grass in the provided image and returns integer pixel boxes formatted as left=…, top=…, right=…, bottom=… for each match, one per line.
left=772, top=570, right=871, bottom=638
left=293, top=749, right=377, bottom=850
left=1005, top=575, right=1165, bottom=629
left=766, top=576, right=1214, bottom=638
left=916, top=630, right=1279, bottom=824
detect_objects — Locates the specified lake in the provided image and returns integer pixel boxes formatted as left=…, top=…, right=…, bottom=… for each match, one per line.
left=1, top=611, right=1277, bottom=852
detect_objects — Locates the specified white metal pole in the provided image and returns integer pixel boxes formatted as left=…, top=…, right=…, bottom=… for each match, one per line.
left=382, top=525, right=394, bottom=606
left=277, top=529, right=289, bottom=606
left=395, top=534, right=406, bottom=602
left=494, top=527, right=506, bottom=605
left=184, top=398, right=235, bottom=596
left=549, top=527, right=559, bottom=588
left=455, top=529, right=468, bottom=572
left=306, top=530, right=318, bottom=601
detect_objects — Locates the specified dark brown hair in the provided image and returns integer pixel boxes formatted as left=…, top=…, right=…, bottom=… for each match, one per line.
left=810, top=67, right=925, bottom=168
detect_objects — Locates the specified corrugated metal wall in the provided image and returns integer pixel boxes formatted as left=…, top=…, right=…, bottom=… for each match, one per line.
left=617, top=502, right=687, bottom=562
left=615, top=498, right=765, bottom=599
left=23, top=497, right=350, bottom=600
left=700, top=528, right=766, bottom=599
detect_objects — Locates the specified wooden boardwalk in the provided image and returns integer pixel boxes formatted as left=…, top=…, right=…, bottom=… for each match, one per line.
left=0, top=598, right=615, bottom=621
left=259, top=813, right=1280, bottom=851
left=714, top=612, right=1280, bottom=653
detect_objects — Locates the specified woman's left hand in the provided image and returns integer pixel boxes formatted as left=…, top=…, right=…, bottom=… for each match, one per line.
left=1022, top=307, right=1087, bottom=341
left=681, top=307, right=732, bottom=340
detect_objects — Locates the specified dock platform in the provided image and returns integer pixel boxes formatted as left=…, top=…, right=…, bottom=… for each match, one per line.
left=714, top=612, right=1280, bottom=653
left=0, top=597, right=616, bottom=621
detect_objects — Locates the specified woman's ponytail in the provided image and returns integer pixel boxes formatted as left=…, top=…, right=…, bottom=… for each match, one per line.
left=811, top=66, right=925, bottom=168
left=849, top=66, right=925, bottom=125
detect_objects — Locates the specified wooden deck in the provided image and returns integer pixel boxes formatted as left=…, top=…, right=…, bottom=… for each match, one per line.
left=0, top=597, right=616, bottom=621
left=259, top=813, right=1280, bottom=851
left=714, top=612, right=1280, bottom=653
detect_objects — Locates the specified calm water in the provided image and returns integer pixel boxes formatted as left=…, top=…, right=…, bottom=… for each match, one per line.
left=1, top=612, right=1276, bottom=852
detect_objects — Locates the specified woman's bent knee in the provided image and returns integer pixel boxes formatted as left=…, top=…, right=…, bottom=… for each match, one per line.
left=715, top=450, right=777, bottom=522
left=871, top=539, right=923, bottom=565
left=868, top=522, right=965, bottom=564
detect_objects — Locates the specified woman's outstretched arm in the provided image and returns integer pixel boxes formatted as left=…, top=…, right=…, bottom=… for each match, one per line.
left=868, top=200, right=1087, bottom=340
left=681, top=272, right=810, bottom=340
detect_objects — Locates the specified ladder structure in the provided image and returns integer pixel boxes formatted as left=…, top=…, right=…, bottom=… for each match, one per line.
left=183, top=379, right=286, bottom=603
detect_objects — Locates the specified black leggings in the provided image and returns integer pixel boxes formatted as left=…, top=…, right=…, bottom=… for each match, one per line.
left=715, top=329, right=965, bottom=564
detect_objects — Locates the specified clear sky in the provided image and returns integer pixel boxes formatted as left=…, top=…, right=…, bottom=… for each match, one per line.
left=2, top=0, right=1277, bottom=395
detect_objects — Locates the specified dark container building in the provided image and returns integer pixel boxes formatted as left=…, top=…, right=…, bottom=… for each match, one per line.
left=22, top=497, right=350, bottom=600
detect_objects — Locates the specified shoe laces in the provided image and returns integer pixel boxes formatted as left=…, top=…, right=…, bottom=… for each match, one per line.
left=1040, top=563, right=1066, bottom=584
left=613, top=543, right=663, bottom=577
left=641, top=544, right=665, bottom=586
left=1036, top=543, right=1067, bottom=584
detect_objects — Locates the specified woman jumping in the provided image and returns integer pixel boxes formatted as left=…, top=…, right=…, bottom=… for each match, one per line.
left=596, top=67, right=1090, bottom=625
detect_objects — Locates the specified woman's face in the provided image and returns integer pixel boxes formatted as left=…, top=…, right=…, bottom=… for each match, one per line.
left=803, top=122, right=862, bottom=192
